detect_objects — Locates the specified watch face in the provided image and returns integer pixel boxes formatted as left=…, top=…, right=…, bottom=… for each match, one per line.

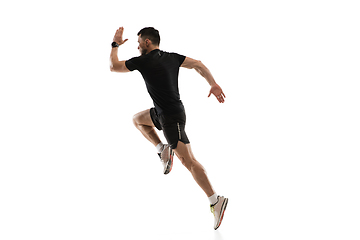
left=112, top=42, right=119, bottom=47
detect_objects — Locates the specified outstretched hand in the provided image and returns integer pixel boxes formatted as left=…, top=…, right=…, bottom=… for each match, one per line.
left=113, top=27, right=128, bottom=45
left=208, top=84, right=226, bottom=103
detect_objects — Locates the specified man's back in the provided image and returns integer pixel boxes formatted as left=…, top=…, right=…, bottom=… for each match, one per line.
left=125, top=49, right=186, bottom=114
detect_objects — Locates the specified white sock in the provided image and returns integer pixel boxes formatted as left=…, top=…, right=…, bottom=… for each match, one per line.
left=156, top=142, right=164, bottom=153
left=208, top=193, right=218, bottom=205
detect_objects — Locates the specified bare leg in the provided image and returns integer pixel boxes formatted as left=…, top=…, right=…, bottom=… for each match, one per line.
left=133, top=109, right=161, bottom=146
left=173, top=141, right=215, bottom=197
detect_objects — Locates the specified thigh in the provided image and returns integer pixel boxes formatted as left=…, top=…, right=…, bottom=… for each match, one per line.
left=133, top=109, right=155, bottom=127
left=162, top=123, right=190, bottom=149
left=173, top=141, right=193, bottom=161
left=160, top=111, right=190, bottom=149
left=173, top=141, right=196, bottom=169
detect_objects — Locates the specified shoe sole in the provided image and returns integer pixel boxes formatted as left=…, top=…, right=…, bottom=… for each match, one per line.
left=214, top=198, right=228, bottom=230
left=163, top=149, right=174, bottom=175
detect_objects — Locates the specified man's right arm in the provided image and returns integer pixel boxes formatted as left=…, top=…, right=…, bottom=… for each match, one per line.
left=110, top=27, right=130, bottom=73
left=181, top=57, right=226, bottom=103
left=110, top=47, right=129, bottom=72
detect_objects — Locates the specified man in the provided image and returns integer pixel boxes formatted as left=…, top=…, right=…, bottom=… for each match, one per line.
left=110, top=26, right=228, bottom=230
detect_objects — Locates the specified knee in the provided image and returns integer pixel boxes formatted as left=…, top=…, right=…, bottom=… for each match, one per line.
left=132, top=113, right=140, bottom=127
left=178, top=156, right=197, bottom=171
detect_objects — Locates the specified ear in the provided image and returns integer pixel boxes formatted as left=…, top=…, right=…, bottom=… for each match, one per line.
left=145, top=39, right=151, bottom=47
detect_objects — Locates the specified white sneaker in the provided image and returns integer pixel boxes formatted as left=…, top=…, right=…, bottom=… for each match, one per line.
left=210, top=196, right=228, bottom=230
left=157, top=144, right=174, bottom=175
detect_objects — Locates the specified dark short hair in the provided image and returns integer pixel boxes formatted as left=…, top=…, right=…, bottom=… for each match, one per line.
left=137, top=27, right=160, bottom=46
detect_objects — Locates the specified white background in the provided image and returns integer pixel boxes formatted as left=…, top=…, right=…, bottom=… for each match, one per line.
left=1, top=0, right=359, bottom=239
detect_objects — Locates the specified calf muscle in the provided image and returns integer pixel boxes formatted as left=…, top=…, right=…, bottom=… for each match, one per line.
left=133, top=109, right=161, bottom=146
left=173, top=141, right=215, bottom=197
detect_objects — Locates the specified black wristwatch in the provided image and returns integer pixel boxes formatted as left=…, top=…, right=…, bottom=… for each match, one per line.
left=111, top=42, right=120, bottom=48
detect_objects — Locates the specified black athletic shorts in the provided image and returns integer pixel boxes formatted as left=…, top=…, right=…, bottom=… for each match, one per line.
left=150, top=108, right=190, bottom=149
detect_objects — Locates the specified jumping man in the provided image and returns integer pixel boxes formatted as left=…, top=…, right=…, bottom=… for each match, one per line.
left=109, top=26, right=228, bottom=230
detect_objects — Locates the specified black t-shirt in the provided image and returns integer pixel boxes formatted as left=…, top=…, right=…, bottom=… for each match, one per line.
left=125, top=49, right=186, bottom=115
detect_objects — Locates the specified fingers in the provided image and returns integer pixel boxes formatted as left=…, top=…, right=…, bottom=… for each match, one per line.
left=216, top=95, right=225, bottom=103
left=114, top=27, right=124, bottom=37
left=215, top=90, right=226, bottom=103
left=114, top=27, right=128, bottom=45
left=218, top=90, right=226, bottom=103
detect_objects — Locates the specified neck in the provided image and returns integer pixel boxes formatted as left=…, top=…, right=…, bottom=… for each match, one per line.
left=146, top=45, right=160, bottom=54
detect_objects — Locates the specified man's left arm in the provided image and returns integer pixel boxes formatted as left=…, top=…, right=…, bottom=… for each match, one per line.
left=110, top=27, right=130, bottom=73
left=181, top=57, right=226, bottom=103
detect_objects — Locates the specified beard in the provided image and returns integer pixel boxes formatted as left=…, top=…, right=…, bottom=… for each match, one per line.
left=140, top=48, right=147, bottom=56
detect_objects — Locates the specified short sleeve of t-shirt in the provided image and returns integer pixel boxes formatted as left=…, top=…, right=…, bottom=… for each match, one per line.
left=125, top=57, right=140, bottom=71
left=171, top=53, right=186, bottom=66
